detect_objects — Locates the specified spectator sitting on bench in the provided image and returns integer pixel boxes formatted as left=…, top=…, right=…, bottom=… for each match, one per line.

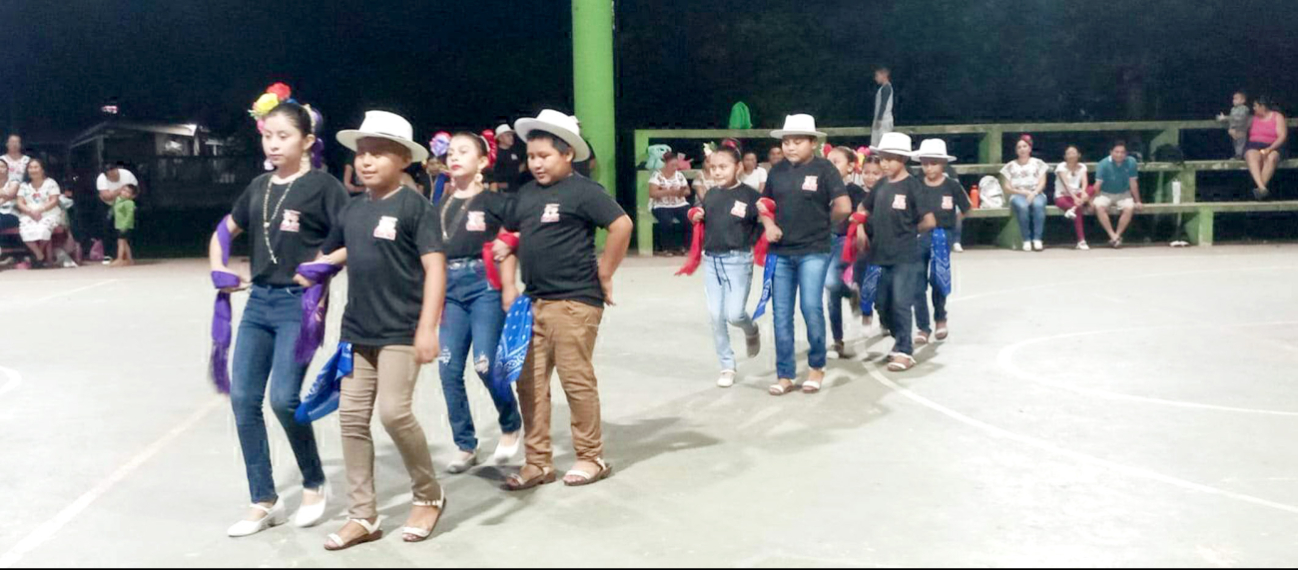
left=1054, top=145, right=1096, bottom=250
left=1093, top=140, right=1144, bottom=249
left=0, top=162, right=19, bottom=267
left=16, top=158, right=66, bottom=267
left=1245, top=95, right=1289, bottom=200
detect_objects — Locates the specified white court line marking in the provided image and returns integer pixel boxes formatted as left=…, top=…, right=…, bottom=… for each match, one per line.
left=0, top=397, right=225, bottom=569
left=997, top=321, right=1298, bottom=416
left=0, top=366, right=20, bottom=399
left=866, top=365, right=1298, bottom=516
left=33, top=279, right=118, bottom=304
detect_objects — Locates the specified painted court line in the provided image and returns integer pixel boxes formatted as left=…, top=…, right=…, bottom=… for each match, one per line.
left=34, top=279, right=118, bottom=304
left=0, top=366, right=21, bottom=399
left=997, top=321, right=1298, bottom=416
left=866, top=365, right=1298, bottom=517
left=0, top=397, right=225, bottom=569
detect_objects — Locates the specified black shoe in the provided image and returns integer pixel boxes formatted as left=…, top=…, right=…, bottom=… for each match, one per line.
left=1253, top=187, right=1271, bottom=201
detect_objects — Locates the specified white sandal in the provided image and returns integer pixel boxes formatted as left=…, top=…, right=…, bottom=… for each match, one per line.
left=325, top=517, right=383, bottom=552
left=447, top=451, right=479, bottom=474
left=493, top=434, right=522, bottom=465
left=227, top=501, right=286, bottom=538
left=294, top=486, right=329, bottom=528
left=401, top=498, right=447, bottom=543
left=564, top=458, right=614, bottom=487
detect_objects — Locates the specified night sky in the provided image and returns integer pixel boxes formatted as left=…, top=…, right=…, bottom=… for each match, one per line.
left=4, top=0, right=1298, bottom=147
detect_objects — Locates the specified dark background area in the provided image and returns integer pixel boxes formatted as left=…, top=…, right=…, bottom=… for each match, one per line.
left=2, top=0, right=1295, bottom=254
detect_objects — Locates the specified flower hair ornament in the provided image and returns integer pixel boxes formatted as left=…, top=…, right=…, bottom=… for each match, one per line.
left=249, top=82, right=325, bottom=169
left=479, top=129, right=498, bottom=168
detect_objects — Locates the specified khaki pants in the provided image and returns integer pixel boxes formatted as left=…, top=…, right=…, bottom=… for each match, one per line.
left=517, top=299, right=605, bottom=470
left=340, top=345, right=441, bottom=520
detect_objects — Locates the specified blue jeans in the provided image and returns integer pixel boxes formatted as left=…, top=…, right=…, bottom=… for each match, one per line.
left=703, top=251, right=758, bottom=371
left=825, top=236, right=852, bottom=342
left=773, top=252, right=831, bottom=379
left=1010, top=193, right=1047, bottom=241
left=913, top=235, right=949, bottom=333
left=438, top=260, right=523, bottom=452
left=230, top=285, right=326, bottom=504
left=876, top=262, right=921, bottom=356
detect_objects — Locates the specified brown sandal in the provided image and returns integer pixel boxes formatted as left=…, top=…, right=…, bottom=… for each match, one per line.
left=564, top=459, right=614, bottom=487
left=401, top=498, right=446, bottom=543
left=503, top=466, right=556, bottom=492
left=324, top=518, right=383, bottom=552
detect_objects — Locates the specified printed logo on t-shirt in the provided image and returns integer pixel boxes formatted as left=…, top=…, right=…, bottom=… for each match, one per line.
left=373, top=216, right=399, bottom=241
left=802, top=176, right=819, bottom=191
left=730, top=201, right=748, bottom=218
left=892, top=194, right=908, bottom=210
left=466, top=211, right=486, bottom=232
left=279, top=210, right=301, bottom=233
left=541, top=204, right=561, bottom=223
left=942, top=196, right=954, bottom=210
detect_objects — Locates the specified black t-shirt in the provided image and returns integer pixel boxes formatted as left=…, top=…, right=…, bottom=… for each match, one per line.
left=701, top=183, right=762, bottom=254
left=835, top=183, right=869, bottom=236
left=918, top=177, right=971, bottom=230
left=494, top=143, right=528, bottom=193
left=864, top=175, right=931, bottom=267
left=762, top=157, right=847, bottom=256
left=230, top=170, right=349, bottom=287
left=322, top=187, right=444, bottom=347
left=437, top=190, right=511, bottom=260
left=574, top=141, right=596, bottom=178
left=499, top=174, right=625, bottom=307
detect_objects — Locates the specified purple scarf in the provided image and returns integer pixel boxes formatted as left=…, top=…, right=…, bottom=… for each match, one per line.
left=210, top=216, right=236, bottom=394
left=293, top=262, right=343, bottom=364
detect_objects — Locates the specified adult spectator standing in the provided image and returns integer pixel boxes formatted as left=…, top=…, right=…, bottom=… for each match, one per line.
left=1245, top=96, right=1289, bottom=200
left=871, top=67, right=896, bottom=148
left=741, top=150, right=768, bottom=193
left=1093, top=141, right=1143, bottom=248
left=97, top=162, right=139, bottom=263
left=492, top=124, right=528, bottom=193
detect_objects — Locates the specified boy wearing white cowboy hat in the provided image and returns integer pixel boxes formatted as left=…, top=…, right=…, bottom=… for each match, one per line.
left=309, top=110, right=449, bottom=550
left=760, top=114, right=852, bottom=396
left=912, top=139, right=970, bottom=344
left=492, top=109, right=633, bottom=490
left=493, top=123, right=528, bottom=193
left=863, top=132, right=936, bottom=372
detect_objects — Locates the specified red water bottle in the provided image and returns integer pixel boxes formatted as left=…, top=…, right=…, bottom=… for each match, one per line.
left=970, top=185, right=980, bottom=209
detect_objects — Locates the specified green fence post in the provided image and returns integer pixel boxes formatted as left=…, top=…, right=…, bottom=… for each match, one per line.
left=573, top=0, right=615, bottom=248
left=979, top=128, right=1002, bottom=165
left=636, top=169, right=653, bottom=256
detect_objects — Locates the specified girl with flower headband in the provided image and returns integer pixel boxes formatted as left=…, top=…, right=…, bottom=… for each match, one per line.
left=824, top=146, right=870, bottom=358
left=431, top=132, right=525, bottom=474
left=208, top=85, right=349, bottom=538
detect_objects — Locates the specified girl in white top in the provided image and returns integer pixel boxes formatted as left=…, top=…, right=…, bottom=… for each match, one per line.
left=649, top=153, right=692, bottom=254
left=740, top=151, right=767, bottom=192
left=1053, top=145, right=1095, bottom=250
left=17, top=158, right=64, bottom=264
left=1000, top=135, right=1050, bottom=251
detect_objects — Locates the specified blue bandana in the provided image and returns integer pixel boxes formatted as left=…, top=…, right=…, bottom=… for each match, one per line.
left=491, top=295, right=533, bottom=400
left=751, top=254, right=777, bottom=319
left=294, top=342, right=353, bottom=424
left=930, top=228, right=953, bottom=297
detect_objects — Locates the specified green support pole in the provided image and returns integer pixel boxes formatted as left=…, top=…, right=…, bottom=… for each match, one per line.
left=573, top=0, right=617, bottom=246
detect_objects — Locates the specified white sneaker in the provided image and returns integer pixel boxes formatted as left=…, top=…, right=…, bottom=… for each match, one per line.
left=1064, top=208, right=1077, bottom=220
left=293, top=487, right=328, bottom=528
left=1076, top=241, right=1090, bottom=251
left=493, top=433, right=522, bottom=465
left=952, top=243, right=964, bottom=253
left=717, top=370, right=736, bottom=388
left=227, top=501, right=287, bottom=538
left=1022, top=241, right=1032, bottom=252
left=1032, top=240, right=1044, bottom=252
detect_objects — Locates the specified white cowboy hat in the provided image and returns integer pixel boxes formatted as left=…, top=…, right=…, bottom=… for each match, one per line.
left=771, top=114, right=826, bottom=139
left=514, top=110, right=591, bottom=161
left=337, top=110, right=429, bottom=163
left=495, top=124, right=514, bottom=137
left=913, top=139, right=957, bottom=162
left=869, top=132, right=915, bottom=160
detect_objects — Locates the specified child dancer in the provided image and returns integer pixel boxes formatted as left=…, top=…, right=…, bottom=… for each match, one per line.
left=853, top=156, right=884, bottom=326
left=436, top=132, right=523, bottom=474
left=824, top=147, right=868, bottom=358
left=494, top=110, right=633, bottom=490
left=912, top=139, right=968, bottom=344
left=211, top=94, right=344, bottom=538
left=687, top=147, right=762, bottom=388
left=762, top=115, right=851, bottom=396
left=315, top=111, right=447, bottom=549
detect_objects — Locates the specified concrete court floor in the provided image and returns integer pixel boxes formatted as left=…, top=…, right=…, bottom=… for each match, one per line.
left=1, top=244, right=1297, bottom=567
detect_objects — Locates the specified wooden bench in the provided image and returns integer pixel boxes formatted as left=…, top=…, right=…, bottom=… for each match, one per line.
left=965, top=201, right=1298, bottom=247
